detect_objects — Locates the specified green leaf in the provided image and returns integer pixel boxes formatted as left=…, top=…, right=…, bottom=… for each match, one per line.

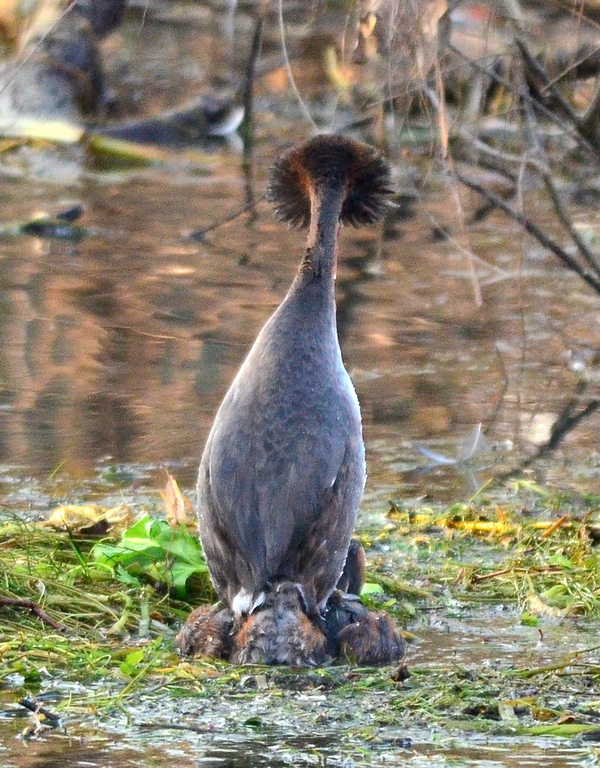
left=120, top=516, right=160, bottom=550
left=119, top=648, right=145, bottom=676
left=149, top=522, right=206, bottom=567
left=520, top=612, right=540, bottom=627
left=524, top=724, right=599, bottom=736
left=361, top=582, right=384, bottom=595
left=170, top=560, right=204, bottom=597
left=114, top=564, right=142, bottom=587
left=125, top=649, right=144, bottom=666
left=93, top=542, right=164, bottom=568
left=90, top=515, right=207, bottom=597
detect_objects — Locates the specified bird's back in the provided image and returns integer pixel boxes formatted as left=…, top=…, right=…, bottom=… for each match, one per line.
left=198, top=275, right=365, bottom=616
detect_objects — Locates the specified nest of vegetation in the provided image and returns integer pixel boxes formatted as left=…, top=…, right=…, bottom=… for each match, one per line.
left=2, top=482, right=600, bottom=741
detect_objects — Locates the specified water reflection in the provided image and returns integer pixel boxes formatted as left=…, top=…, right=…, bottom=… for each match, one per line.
left=0, top=721, right=590, bottom=768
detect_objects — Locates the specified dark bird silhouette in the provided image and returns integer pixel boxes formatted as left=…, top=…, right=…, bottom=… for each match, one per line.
left=179, top=134, right=406, bottom=665
left=197, top=135, right=391, bottom=624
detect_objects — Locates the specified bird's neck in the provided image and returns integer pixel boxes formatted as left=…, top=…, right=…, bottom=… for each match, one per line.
left=297, top=183, right=344, bottom=284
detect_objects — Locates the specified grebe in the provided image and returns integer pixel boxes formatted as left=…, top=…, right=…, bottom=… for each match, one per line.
left=179, top=135, right=405, bottom=665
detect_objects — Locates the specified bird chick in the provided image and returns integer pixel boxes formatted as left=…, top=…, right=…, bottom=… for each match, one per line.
left=230, top=581, right=329, bottom=666
left=176, top=604, right=233, bottom=659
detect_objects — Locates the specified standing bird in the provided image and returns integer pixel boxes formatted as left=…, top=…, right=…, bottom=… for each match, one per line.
left=180, top=135, right=396, bottom=664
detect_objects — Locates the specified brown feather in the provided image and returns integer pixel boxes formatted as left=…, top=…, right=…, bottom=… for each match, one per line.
left=267, top=134, right=393, bottom=230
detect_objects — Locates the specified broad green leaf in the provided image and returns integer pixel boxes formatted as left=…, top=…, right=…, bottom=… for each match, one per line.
left=170, top=561, right=204, bottom=597
left=361, top=582, right=384, bottom=595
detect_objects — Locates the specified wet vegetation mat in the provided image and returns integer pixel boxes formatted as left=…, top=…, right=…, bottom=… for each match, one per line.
left=2, top=482, right=600, bottom=765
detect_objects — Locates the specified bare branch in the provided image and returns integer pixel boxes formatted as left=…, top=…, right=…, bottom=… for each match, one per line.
left=455, top=171, right=600, bottom=295
left=520, top=93, right=600, bottom=275
left=447, top=42, right=600, bottom=159
left=515, top=35, right=582, bottom=127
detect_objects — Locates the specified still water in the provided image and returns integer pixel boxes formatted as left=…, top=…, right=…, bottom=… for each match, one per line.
left=1, top=143, right=599, bottom=508
left=1, top=2, right=600, bottom=767
left=0, top=723, right=594, bottom=768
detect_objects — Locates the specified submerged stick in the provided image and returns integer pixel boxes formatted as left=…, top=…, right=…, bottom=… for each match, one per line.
left=241, top=5, right=266, bottom=224
left=19, top=698, right=62, bottom=725
left=188, top=196, right=266, bottom=241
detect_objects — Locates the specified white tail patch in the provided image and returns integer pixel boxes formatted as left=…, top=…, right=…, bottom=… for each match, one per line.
left=231, top=589, right=265, bottom=617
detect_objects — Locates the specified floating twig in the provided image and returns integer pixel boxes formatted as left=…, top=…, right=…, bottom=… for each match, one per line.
left=18, top=698, right=62, bottom=726
left=188, top=196, right=266, bottom=241
left=540, top=514, right=570, bottom=539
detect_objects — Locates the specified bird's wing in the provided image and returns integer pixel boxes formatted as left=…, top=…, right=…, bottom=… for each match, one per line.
left=201, top=395, right=363, bottom=587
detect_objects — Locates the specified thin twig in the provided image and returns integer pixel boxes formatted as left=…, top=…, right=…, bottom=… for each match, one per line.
left=188, top=195, right=266, bottom=241
left=447, top=42, right=599, bottom=159
left=540, top=514, right=570, bottom=539
left=520, top=92, right=600, bottom=275
left=537, top=163, right=600, bottom=274
left=424, top=87, right=482, bottom=305
left=471, top=568, right=513, bottom=583
left=455, top=130, right=600, bottom=273
left=277, top=0, right=318, bottom=130
left=495, top=390, right=600, bottom=483
left=423, top=213, right=510, bottom=278
left=515, top=35, right=581, bottom=127
left=0, top=596, right=66, bottom=631
left=455, top=171, right=600, bottom=294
